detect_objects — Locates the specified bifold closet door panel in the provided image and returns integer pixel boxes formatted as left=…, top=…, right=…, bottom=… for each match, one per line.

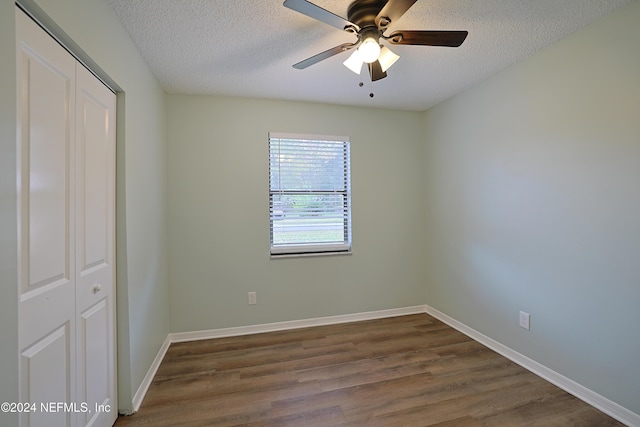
left=16, top=7, right=78, bottom=427
left=75, top=61, right=117, bottom=427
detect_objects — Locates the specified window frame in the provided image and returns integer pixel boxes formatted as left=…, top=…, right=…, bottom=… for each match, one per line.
left=268, top=132, right=352, bottom=257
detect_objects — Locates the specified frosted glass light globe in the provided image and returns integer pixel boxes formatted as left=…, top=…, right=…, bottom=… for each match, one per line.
left=358, top=37, right=381, bottom=63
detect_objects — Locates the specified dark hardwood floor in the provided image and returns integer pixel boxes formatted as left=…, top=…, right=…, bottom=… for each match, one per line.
left=114, top=314, right=623, bottom=426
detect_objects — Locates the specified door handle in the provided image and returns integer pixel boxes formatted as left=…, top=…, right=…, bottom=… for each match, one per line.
left=93, top=284, right=102, bottom=294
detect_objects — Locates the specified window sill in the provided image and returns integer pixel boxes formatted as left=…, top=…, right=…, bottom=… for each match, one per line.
left=270, top=250, right=352, bottom=259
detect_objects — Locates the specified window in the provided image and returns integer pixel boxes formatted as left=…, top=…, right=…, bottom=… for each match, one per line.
left=269, top=132, right=351, bottom=256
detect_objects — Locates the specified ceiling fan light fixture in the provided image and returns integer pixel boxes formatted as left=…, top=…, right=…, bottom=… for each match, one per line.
left=343, top=49, right=364, bottom=74
left=357, top=36, right=381, bottom=63
left=378, top=46, right=400, bottom=72
left=284, top=0, right=469, bottom=83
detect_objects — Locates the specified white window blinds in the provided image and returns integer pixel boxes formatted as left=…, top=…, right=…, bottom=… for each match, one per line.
left=269, top=132, right=352, bottom=256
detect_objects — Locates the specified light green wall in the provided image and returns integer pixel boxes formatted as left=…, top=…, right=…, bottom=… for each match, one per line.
left=422, top=0, right=640, bottom=414
left=0, top=0, right=19, bottom=425
left=1, top=0, right=170, bottom=415
left=167, top=96, right=427, bottom=332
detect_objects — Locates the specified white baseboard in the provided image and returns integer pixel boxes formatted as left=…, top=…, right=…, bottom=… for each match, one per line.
left=424, top=305, right=640, bottom=427
left=131, top=334, right=171, bottom=413
left=169, top=305, right=427, bottom=343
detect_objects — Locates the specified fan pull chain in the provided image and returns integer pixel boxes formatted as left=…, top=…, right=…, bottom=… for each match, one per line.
left=358, top=81, right=374, bottom=98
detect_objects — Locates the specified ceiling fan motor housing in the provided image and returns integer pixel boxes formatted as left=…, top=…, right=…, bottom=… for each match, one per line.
left=347, top=0, right=388, bottom=31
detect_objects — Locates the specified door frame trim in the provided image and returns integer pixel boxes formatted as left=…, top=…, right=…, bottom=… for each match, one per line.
left=15, top=0, right=119, bottom=94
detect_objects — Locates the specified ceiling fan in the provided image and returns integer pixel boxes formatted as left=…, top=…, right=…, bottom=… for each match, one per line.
left=284, top=0, right=468, bottom=82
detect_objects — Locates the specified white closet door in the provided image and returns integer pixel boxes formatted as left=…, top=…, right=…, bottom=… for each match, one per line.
left=16, top=7, right=117, bottom=427
left=17, top=8, right=77, bottom=427
left=75, top=63, right=117, bottom=427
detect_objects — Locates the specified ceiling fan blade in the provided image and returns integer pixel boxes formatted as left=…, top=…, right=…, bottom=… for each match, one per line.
left=387, top=30, right=468, bottom=47
left=293, top=43, right=356, bottom=69
left=376, top=0, right=418, bottom=27
left=284, top=0, right=358, bottom=31
left=368, top=61, right=387, bottom=82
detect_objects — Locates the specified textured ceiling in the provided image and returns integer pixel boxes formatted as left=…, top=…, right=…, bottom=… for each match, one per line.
left=106, top=0, right=632, bottom=111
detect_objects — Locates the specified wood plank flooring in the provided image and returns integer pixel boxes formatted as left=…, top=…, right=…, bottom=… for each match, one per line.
left=114, top=314, right=623, bottom=426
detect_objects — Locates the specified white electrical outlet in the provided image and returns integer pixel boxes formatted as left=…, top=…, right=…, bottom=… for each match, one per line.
left=248, top=292, right=257, bottom=305
left=519, top=311, right=530, bottom=330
